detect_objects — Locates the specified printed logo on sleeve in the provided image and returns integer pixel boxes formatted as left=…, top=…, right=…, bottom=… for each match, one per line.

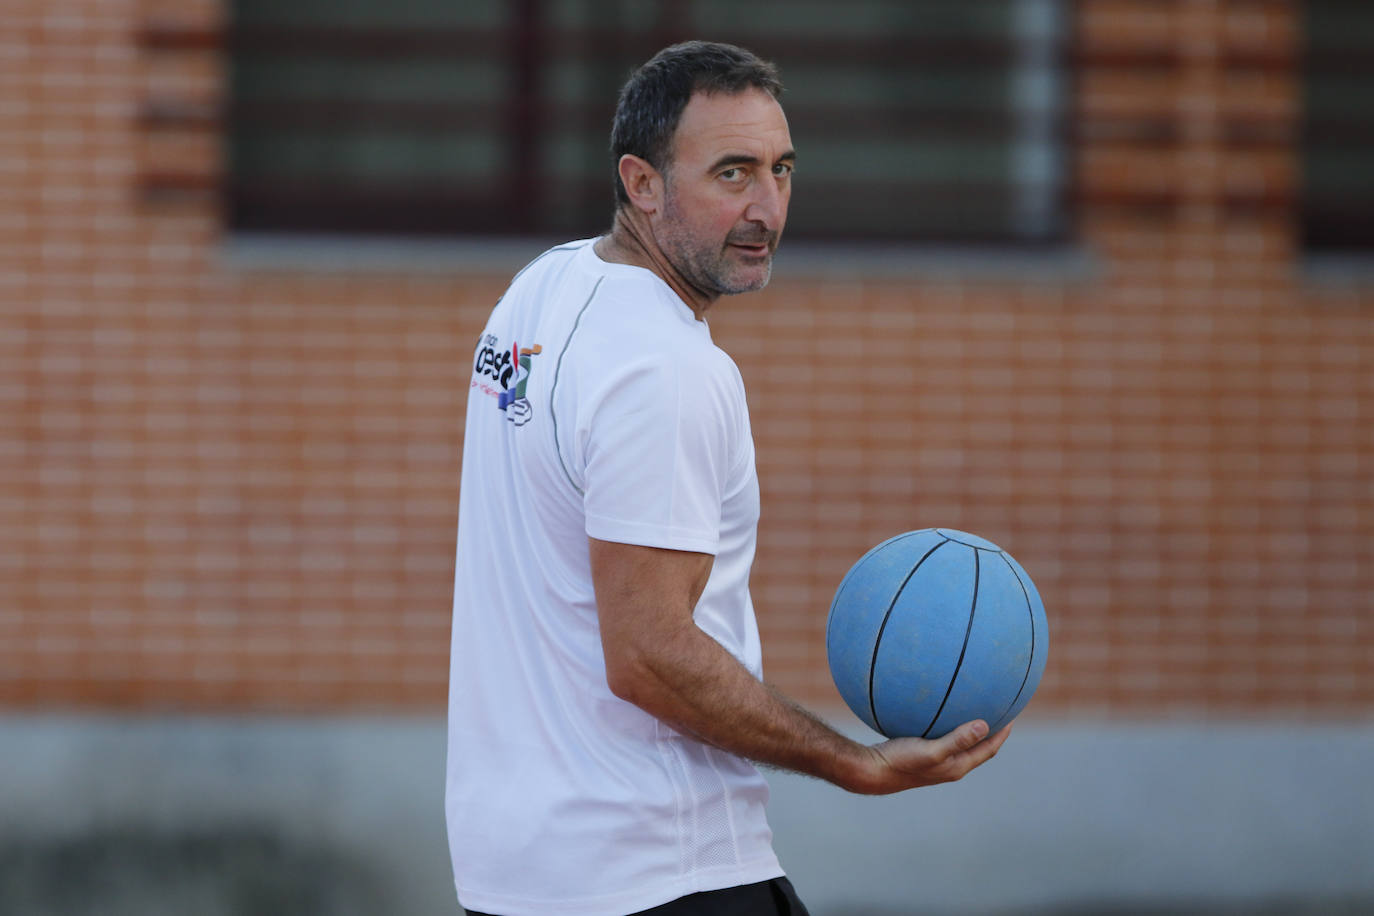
left=473, top=333, right=542, bottom=427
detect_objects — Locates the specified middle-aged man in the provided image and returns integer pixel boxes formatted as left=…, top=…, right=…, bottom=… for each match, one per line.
left=447, top=41, right=1012, bottom=916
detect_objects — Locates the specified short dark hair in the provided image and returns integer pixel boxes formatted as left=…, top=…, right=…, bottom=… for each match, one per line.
left=609, top=41, right=783, bottom=207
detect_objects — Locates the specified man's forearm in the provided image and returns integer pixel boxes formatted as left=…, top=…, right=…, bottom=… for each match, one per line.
left=605, top=619, right=881, bottom=792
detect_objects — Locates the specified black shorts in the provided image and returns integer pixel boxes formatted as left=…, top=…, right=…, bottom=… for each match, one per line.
left=465, top=876, right=812, bottom=916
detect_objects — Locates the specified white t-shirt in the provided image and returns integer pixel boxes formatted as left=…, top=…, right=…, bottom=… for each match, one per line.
left=446, top=239, right=782, bottom=916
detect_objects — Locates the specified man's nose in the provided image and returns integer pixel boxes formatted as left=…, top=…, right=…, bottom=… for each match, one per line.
left=744, top=174, right=787, bottom=229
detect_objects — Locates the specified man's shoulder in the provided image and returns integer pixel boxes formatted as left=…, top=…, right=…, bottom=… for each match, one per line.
left=581, top=289, right=726, bottom=371
left=505, top=238, right=596, bottom=291
left=521, top=239, right=738, bottom=377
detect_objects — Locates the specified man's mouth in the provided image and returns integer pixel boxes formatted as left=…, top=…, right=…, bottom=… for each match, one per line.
left=728, top=240, right=772, bottom=256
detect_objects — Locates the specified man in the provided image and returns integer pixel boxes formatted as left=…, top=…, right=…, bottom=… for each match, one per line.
left=447, top=41, right=1010, bottom=916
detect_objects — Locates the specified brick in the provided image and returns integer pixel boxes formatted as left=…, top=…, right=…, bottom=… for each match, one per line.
left=4, top=0, right=1370, bottom=717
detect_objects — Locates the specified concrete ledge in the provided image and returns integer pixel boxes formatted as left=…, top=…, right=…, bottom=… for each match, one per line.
left=770, top=715, right=1374, bottom=915
left=220, top=232, right=1098, bottom=286
left=1302, top=254, right=1374, bottom=291
left=0, top=714, right=455, bottom=916
left=220, top=233, right=560, bottom=277
left=772, top=242, right=1097, bottom=284
left=2, top=713, right=1371, bottom=915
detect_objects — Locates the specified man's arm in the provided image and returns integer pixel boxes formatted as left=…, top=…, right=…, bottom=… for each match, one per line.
left=590, top=537, right=1010, bottom=796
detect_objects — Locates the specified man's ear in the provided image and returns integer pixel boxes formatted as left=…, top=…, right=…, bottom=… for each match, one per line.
left=617, top=154, right=663, bottom=215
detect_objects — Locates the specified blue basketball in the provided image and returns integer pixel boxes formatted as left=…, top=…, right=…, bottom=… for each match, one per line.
left=826, top=528, right=1048, bottom=739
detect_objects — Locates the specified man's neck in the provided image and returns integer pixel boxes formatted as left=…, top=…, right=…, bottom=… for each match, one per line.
left=594, top=211, right=716, bottom=320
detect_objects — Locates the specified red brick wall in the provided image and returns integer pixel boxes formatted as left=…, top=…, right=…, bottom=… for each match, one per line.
left=4, top=0, right=1371, bottom=716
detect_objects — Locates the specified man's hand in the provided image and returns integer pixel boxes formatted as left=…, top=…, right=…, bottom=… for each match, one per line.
left=851, top=720, right=1013, bottom=795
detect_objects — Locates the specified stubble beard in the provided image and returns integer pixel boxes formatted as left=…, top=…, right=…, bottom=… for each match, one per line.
left=659, top=188, right=778, bottom=298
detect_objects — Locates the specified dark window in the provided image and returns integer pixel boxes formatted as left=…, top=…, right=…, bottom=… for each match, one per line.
left=229, top=0, right=1069, bottom=244
left=1303, top=1, right=1374, bottom=252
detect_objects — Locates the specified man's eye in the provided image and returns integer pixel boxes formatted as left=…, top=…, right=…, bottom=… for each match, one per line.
left=774, top=163, right=793, bottom=177
left=720, top=168, right=744, bottom=181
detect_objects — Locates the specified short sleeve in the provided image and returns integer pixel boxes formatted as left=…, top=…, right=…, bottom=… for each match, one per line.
left=581, top=353, right=738, bottom=555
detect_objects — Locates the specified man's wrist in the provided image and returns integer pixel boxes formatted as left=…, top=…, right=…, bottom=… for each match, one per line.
left=805, top=730, right=884, bottom=794
left=836, top=743, right=887, bottom=795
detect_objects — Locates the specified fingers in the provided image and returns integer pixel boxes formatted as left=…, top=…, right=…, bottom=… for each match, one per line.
left=864, top=719, right=1012, bottom=793
left=942, top=721, right=1012, bottom=776
left=909, top=719, right=1009, bottom=785
left=943, top=719, right=990, bottom=752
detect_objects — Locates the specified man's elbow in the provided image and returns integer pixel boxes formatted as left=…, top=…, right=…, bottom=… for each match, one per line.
left=603, top=649, right=662, bottom=711
left=603, top=660, right=634, bottom=703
